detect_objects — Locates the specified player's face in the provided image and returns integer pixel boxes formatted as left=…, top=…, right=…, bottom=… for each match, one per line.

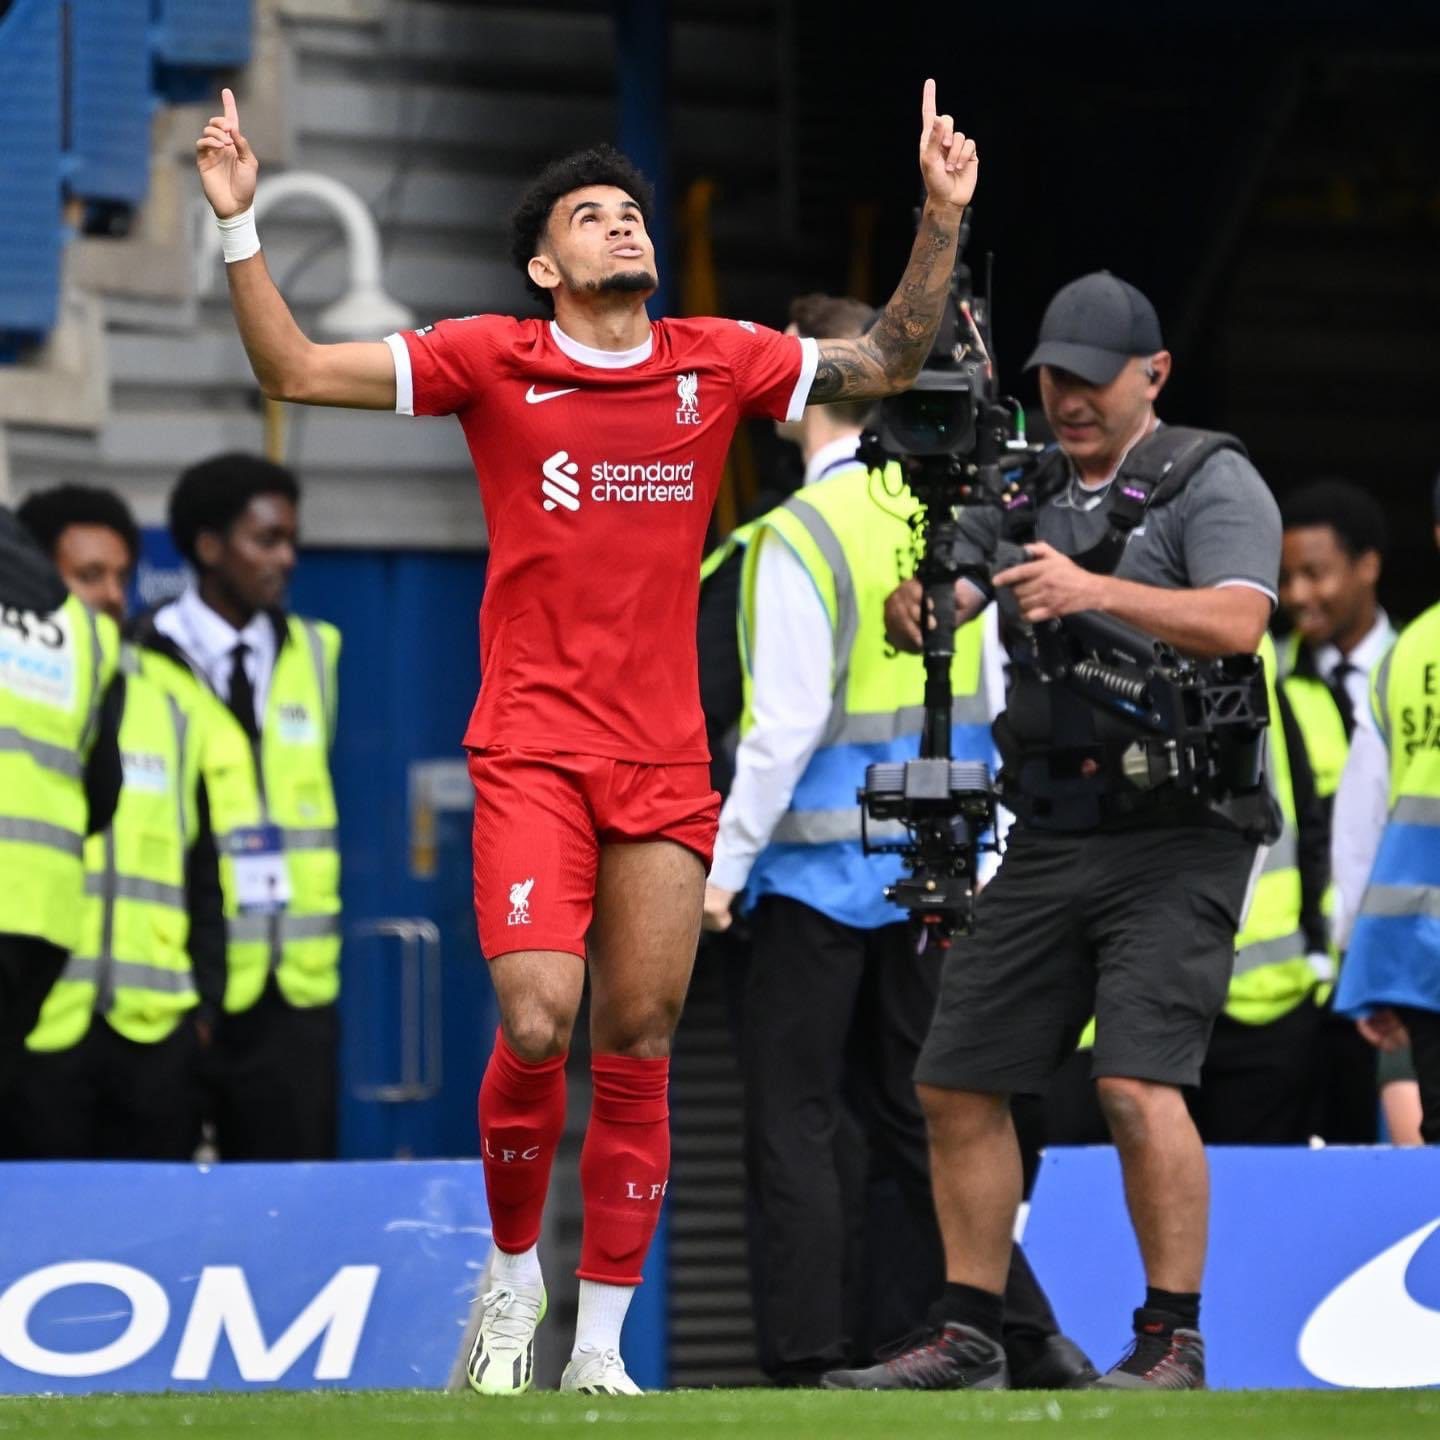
left=1039, top=355, right=1164, bottom=473
left=200, top=494, right=298, bottom=616
left=53, top=523, right=133, bottom=626
left=541, top=186, right=657, bottom=302
left=1280, top=524, right=1379, bottom=647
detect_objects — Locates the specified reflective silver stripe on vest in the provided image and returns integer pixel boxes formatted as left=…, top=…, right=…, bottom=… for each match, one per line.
left=1392, top=795, right=1440, bottom=826
left=0, top=816, right=84, bottom=858
left=61, top=956, right=196, bottom=995
left=777, top=499, right=858, bottom=748
left=218, top=826, right=338, bottom=855
left=1233, top=928, right=1307, bottom=976
left=1261, top=825, right=1298, bottom=874
left=1359, top=884, right=1440, bottom=922
left=84, top=872, right=187, bottom=909
left=77, top=604, right=106, bottom=754
left=167, top=692, right=191, bottom=849
left=227, top=911, right=341, bottom=944
left=1372, top=647, right=1395, bottom=746
left=0, top=726, right=83, bottom=780
left=770, top=809, right=907, bottom=846
left=833, top=699, right=992, bottom=747
left=300, top=619, right=331, bottom=734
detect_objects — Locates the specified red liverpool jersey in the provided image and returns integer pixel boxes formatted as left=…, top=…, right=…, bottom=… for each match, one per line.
left=387, top=315, right=817, bottom=762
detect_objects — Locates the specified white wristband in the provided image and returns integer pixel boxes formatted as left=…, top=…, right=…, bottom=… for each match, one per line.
left=216, top=206, right=261, bottom=264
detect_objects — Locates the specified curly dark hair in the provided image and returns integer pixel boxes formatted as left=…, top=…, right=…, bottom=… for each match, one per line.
left=169, top=452, right=300, bottom=568
left=1280, top=478, right=1388, bottom=560
left=510, top=144, right=655, bottom=311
left=17, top=484, right=141, bottom=565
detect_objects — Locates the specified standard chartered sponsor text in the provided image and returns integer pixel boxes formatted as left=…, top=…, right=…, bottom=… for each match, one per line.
left=590, top=459, right=695, bottom=503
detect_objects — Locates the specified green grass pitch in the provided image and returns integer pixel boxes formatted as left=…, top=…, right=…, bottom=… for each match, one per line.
left=1, top=1389, right=1436, bottom=1438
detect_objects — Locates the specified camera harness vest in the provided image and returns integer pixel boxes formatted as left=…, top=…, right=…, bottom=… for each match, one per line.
left=997, top=426, right=1254, bottom=828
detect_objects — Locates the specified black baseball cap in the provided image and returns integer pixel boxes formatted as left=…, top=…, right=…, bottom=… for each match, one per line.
left=1024, top=272, right=1165, bottom=385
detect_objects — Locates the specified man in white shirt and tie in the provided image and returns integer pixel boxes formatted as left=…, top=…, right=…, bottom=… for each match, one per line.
left=138, top=453, right=343, bottom=1160
left=1278, top=477, right=1399, bottom=1141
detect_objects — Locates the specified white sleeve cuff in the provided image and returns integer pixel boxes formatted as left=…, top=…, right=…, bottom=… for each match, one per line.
left=786, top=336, right=820, bottom=422
left=384, top=332, right=414, bottom=416
left=1214, top=578, right=1278, bottom=607
left=708, top=847, right=753, bottom=895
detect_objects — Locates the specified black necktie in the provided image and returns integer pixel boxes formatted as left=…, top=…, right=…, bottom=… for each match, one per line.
left=1328, top=659, right=1357, bottom=739
left=228, top=641, right=258, bottom=737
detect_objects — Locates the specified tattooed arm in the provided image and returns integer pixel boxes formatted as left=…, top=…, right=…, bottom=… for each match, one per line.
left=809, top=80, right=979, bottom=404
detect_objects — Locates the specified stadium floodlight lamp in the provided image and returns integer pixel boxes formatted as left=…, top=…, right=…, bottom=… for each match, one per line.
left=197, top=171, right=414, bottom=340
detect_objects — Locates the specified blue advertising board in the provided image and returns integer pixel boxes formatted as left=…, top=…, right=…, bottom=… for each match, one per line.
left=0, top=1162, right=491, bottom=1393
left=1024, top=1146, right=1440, bottom=1389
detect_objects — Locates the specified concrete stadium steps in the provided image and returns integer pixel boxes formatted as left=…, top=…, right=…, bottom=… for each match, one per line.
left=668, top=956, right=764, bottom=1387
left=7, top=0, right=806, bottom=547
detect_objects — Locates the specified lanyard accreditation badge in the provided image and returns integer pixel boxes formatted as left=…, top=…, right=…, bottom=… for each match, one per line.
left=230, top=824, right=292, bottom=914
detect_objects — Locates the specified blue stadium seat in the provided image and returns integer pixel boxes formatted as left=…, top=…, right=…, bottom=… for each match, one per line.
left=152, top=0, right=252, bottom=70
left=0, top=0, right=62, bottom=338
left=68, top=0, right=152, bottom=206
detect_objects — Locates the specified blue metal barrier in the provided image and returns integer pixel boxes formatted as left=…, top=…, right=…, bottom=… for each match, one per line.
left=1025, top=1145, right=1440, bottom=1390
left=0, top=0, right=62, bottom=338
left=68, top=0, right=152, bottom=205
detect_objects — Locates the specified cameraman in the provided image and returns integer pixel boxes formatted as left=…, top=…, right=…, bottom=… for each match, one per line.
left=879, top=273, right=1280, bottom=1389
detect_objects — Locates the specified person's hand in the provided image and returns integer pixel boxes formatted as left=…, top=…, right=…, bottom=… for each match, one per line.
left=885, top=578, right=924, bottom=652
left=918, top=79, right=979, bottom=213
left=702, top=884, right=736, bottom=933
left=992, top=542, right=1103, bottom=623
left=1357, top=1007, right=1410, bottom=1054
left=195, top=87, right=258, bottom=219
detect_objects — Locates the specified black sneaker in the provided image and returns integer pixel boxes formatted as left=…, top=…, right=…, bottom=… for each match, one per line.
left=1009, top=1333, right=1101, bottom=1390
left=821, top=1323, right=1009, bottom=1390
left=1093, top=1308, right=1205, bottom=1390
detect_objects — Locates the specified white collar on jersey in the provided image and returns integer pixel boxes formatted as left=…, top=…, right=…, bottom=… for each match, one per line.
left=549, top=320, right=653, bottom=369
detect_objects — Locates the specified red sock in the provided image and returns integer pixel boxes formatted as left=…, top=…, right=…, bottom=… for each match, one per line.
left=577, top=1052, right=670, bottom=1285
left=478, top=1029, right=567, bottom=1254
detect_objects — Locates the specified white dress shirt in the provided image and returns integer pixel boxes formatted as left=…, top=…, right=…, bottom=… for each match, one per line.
left=1326, top=612, right=1399, bottom=951
left=710, top=436, right=1008, bottom=893
left=154, top=587, right=278, bottom=719
left=1312, top=611, right=1395, bottom=726
left=1330, top=708, right=1391, bottom=951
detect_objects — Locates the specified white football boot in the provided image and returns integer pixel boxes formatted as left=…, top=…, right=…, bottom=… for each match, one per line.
left=559, top=1343, right=643, bottom=1395
left=467, top=1282, right=547, bottom=1395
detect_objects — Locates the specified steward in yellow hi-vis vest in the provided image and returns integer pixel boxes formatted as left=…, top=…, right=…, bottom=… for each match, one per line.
left=6, top=483, right=213, bottom=1156
left=140, top=452, right=343, bottom=1160
left=1336, top=599, right=1440, bottom=1143
left=27, top=649, right=208, bottom=1054
left=0, top=593, right=119, bottom=953
left=11, top=647, right=222, bottom=1159
left=0, top=501, right=124, bottom=1094
left=1275, top=477, right=1398, bottom=1143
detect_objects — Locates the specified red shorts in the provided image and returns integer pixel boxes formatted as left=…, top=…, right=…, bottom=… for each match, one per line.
left=469, top=747, right=720, bottom=960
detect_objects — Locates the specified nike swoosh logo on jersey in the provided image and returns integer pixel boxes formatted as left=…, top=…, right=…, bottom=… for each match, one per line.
left=525, top=386, right=580, bottom=404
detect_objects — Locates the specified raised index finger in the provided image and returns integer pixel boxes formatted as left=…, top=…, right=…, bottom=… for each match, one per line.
left=222, top=87, right=239, bottom=129
left=921, top=78, right=937, bottom=130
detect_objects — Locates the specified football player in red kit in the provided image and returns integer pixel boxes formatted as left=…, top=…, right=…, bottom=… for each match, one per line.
left=197, top=81, right=978, bottom=1394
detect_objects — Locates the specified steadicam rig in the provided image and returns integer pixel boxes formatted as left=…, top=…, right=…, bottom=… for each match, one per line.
left=855, top=212, right=1038, bottom=945
left=1022, top=609, right=1272, bottom=803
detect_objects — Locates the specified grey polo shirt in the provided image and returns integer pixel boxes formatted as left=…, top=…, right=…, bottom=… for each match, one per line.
left=958, top=444, right=1282, bottom=606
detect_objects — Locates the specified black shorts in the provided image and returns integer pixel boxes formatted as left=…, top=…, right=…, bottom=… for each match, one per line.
left=915, top=823, right=1259, bottom=1095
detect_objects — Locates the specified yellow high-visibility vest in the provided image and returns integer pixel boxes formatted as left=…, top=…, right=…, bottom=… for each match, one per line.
left=0, top=595, right=119, bottom=951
